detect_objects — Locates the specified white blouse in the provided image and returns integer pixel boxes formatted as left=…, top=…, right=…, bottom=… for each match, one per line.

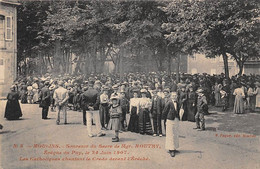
left=139, top=98, right=152, bottom=109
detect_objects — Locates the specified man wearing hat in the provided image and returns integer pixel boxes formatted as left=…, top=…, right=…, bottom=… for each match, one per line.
left=53, top=81, right=69, bottom=125
left=119, top=89, right=129, bottom=131
left=39, top=81, right=51, bottom=119
left=99, top=86, right=110, bottom=129
left=81, top=80, right=105, bottom=137
left=111, top=85, right=119, bottom=98
left=151, top=89, right=163, bottom=137
left=194, top=89, right=207, bottom=131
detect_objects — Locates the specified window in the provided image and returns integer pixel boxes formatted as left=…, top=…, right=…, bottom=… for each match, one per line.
left=5, top=16, right=12, bottom=41
left=0, top=15, right=5, bottom=48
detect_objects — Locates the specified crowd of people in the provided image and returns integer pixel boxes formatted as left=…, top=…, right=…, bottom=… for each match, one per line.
left=3, top=71, right=260, bottom=157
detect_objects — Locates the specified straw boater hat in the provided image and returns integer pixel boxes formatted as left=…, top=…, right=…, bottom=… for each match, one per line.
left=112, top=85, right=119, bottom=90
left=197, top=89, right=204, bottom=93
left=102, top=86, right=110, bottom=91
left=120, top=89, right=126, bottom=93
left=140, top=89, right=147, bottom=93
left=152, top=89, right=158, bottom=93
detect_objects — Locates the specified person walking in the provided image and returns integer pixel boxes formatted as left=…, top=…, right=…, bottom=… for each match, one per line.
left=53, top=81, right=69, bottom=125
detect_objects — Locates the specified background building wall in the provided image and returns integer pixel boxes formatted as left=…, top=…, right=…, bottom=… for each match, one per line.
left=187, top=53, right=239, bottom=76
left=0, top=2, right=17, bottom=98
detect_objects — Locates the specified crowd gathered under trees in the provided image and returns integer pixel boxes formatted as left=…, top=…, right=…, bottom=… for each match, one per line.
left=17, top=0, right=260, bottom=78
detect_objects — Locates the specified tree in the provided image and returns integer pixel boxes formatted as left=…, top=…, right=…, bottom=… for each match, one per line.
left=162, top=0, right=260, bottom=78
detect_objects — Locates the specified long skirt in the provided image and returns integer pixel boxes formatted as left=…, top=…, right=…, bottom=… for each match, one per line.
left=215, top=93, right=221, bottom=106
left=128, top=107, right=139, bottom=133
left=165, top=119, right=179, bottom=150
left=233, top=95, right=244, bottom=114
left=4, top=100, right=23, bottom=120
left=187, top=103, right=196, bottom=122
left=32, top=90, right=39, bottom=103
left=138, top=108, right=153, bottom=135
left=256, top=94, right=260, bottom=108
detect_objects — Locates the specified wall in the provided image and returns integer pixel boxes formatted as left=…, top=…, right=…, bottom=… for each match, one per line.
left=187, top=53, right=239, bottom=76
left=0, top=3, right=17, bottom=98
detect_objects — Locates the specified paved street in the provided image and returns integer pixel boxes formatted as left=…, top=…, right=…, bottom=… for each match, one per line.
left=0, top=101, right=260, bottom=169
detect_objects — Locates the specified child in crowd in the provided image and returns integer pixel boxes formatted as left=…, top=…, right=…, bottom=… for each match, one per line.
left=107, top=96, right=122, bottom=142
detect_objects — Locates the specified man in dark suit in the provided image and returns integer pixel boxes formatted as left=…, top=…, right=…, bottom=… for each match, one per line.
left=81, top=80, right=105, bottom=137
left=151, top=89, right=163, bottom=137
left=39, top=81, right=51, bottom=119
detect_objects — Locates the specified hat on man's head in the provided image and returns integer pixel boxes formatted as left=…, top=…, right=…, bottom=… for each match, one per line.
left=111, top=96, right=119, bottom=100
left=140, top=89, right=147, bottom=93
left=163, top=88, right=170, bottom=93
left=120, top=89, right=126, bottom=93
left=196, top=89, right=204, bottom=93
left=112, top=85, right=119, bottom=90
left=152, top=89, right=158, bottom=93
left=102, top=86, right=110, bottom=91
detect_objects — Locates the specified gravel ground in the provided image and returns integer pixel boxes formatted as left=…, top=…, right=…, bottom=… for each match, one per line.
left=0, top=101, right=259, bottom=169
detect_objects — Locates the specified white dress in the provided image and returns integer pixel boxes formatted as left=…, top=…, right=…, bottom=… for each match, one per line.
left=256, top=88, right=260, bottom=108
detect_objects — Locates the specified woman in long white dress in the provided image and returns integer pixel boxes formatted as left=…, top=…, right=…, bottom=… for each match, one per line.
left=255, top=82, right=260, bottom=111
left=233, top=84, right=245, bottom=114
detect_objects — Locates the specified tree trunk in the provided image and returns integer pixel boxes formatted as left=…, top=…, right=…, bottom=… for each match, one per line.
left=176, top=54, right=180, bottom=83
left=54, top=40, right=62, bottom=74
left=222, top=52, right=230, bottom=79
left=119, top=49, right=124, bottom=80
left=168, top=55, right=171, bottom=76
left=237, top=61, right=244, bottom=76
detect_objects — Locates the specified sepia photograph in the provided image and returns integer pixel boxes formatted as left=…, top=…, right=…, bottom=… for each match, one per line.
left=0, top=0, right=259, bottom=168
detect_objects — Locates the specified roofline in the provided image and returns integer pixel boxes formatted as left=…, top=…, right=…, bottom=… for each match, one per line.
left=0, top=0, right=20, bottom=6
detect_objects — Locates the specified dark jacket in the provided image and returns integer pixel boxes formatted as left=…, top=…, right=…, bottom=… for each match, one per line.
left=39, top=86, right=51, bottom=107
left=81, top=87, right=100, bottom=110
left=120, top=97, right=129, bottom=112
left=162, top=98, right=180, bottom=120
left=151, top=95, right=163, bottom=116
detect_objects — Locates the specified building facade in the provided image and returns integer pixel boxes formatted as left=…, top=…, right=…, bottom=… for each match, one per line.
left=187, top=53, right=239, bottom=76
left=0, top=0, right=19, bottom=98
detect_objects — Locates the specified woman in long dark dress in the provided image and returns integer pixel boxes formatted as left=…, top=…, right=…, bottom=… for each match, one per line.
left=187, top=87, right=196, bottom=122
left=138, top=89, right=153, bottom=135
left=127, top=91, right=140, bottom=133
left=178, top=85, right=188, bottom=121
left=4, top=86, right=23, bottom=120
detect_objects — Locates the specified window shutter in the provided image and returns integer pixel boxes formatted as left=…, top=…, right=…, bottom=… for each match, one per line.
left=5, top=16, right=12, bottom=41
